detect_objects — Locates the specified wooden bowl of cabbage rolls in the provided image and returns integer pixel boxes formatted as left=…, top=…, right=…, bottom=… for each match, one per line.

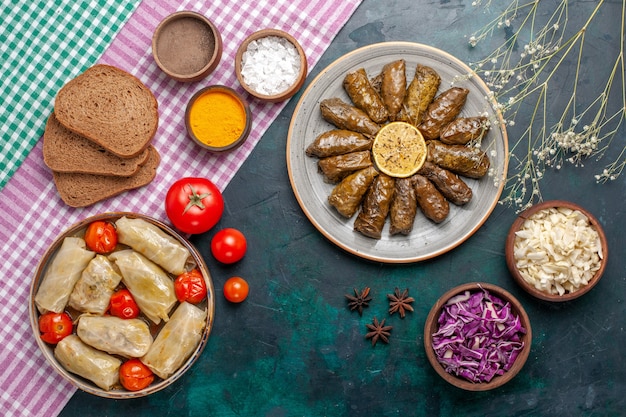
left=29, top=212, right=215, bottom=398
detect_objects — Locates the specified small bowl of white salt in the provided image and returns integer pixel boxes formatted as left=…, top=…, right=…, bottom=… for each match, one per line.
left=235, top=29, right=307, bottom=102
left=505, top=200, right=608, bottom=302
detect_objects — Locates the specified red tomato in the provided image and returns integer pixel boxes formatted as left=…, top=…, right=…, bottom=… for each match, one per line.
left=174, top=269, right=207, bottom=304
left=84, top=221, right=118, bottom=253
left=119, top=359, right=154, bottom=391
left=223, top=276, right=249, bottom=303
left=165, top=178, right=224, bottom=235
left=39, top=312, right=73, bottom=344
left=109, top=289, right=140, bottom=319
left=211, top=228, right=247, bottom=264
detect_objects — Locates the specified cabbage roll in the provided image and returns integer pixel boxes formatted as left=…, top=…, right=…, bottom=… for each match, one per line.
left=35, top=237, right=95, bottom=314
left=55, top=335, right=121, bottom=391
left=115, top=216, right=191, bottom=275
left=440, top=116, right=490, bottom=145
left=109, top=249, right=177, bottom=324
left=141, top=302, right=207, bottom=379
left=68, top=255, right=122, bottom=314
left=77, top=316, right=153, bottom=358
left=413, top=174, right=450, bottom=223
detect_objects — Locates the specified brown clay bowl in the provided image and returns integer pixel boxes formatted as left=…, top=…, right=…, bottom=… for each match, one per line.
left=29, top=212, right=215, bottom=398
left=152, top=11, right=223, bottom=82
left=505, top=200, right=608, bottom=302
left=424, top=282, right=532, bottom=391
left=235, top=29, right=307, bottom=102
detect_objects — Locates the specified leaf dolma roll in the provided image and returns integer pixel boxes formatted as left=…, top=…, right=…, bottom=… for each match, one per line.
left=427, top=140, right=490, bottom=179
left=389, top=177, right=418, bottom=235
left=343, top=68, right=389, bottom=123
left=418, top=87, right=469, bottom=140
left=440, top=116, right=490, bottom=145
left=306, top=129, right=372, bottom=158
left=55, top=335, right=121, bottom=391
left=141, top=302, right=207, bottom=379
left=320, top=98, right=380, bottom=137
left=68, top=254, right=123, bottom=314
left=399, top=64, right=441, bottom=126
left=418, top=161, right=473, bottom=205
left=328, top=166, right=379, bottom=218
left=354, top=174, right=396, bottom=239
left=413, top=174, right=449, bottom=223
left=378, top=59, right=407, bottom=121
left=318, top=150, right=372, bottom=183
left=35, top=237, right=95, bottom=314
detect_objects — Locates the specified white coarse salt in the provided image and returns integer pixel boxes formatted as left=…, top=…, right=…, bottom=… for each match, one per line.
left=513, top=207, right=603, bottom=296
left=240, top=35, right=302, bottom=96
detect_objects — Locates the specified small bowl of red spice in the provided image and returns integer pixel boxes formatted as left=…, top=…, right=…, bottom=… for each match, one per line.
left=152, top=11, right=223, bottom=82
left=185, top=85, right=252, bottom=152
left=424, top=282, right=532, bottom=391
left=235, top=29, right=307, bottom=102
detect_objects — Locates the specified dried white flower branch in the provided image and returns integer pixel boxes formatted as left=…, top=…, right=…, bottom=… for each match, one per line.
left=467, top=0, right=625, bottom=210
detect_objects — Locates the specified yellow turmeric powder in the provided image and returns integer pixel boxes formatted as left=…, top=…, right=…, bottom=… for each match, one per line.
left=189, top=89, right=247, bottom=148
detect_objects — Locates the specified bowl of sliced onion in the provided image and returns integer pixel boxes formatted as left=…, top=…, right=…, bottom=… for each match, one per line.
left=505, top=200, right=608, bottom=302
left=424, top=282, right=532, bottom=391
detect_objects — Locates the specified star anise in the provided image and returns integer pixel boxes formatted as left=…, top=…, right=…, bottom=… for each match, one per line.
left=365, top=317, right=392, bottom=346
left=345, top=287, right=372, bottom=316
left=387, top=287, right=415, bottom=318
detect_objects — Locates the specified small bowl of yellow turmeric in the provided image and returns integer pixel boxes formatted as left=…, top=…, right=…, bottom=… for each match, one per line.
left=185, top=85, right=252, bottom=152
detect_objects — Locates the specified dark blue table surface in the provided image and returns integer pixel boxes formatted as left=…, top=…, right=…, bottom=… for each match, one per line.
left=61, top=1, right=625, bottom=416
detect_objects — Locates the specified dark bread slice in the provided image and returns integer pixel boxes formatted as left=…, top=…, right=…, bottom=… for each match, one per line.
left=52, top=146, right=160, bottom=208
left=54, top=64, right=159, bottom=158
left=43, top=113, right=149, bottom=176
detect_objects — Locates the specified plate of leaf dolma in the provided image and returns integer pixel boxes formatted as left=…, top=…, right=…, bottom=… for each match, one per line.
left=29, top=212, right=215, bottom=398
left=287, top=42, right=508, bottom=263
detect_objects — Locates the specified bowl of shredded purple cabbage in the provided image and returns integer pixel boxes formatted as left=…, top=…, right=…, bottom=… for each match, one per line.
left=424, top=283, right=532, bottom=391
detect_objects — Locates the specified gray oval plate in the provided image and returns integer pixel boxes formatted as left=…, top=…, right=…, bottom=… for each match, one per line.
left=287, top=42, right=508, bottom=263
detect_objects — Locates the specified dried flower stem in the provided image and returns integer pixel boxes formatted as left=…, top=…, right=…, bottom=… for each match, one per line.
left=468, top=0, right=625, bottom=210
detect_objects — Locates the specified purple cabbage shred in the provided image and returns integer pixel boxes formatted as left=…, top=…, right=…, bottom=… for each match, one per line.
left=431, top=288, right=526, bottom=384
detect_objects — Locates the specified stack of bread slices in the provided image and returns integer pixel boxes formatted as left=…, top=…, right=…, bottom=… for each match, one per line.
left=44, top=64, right=160, bottom=208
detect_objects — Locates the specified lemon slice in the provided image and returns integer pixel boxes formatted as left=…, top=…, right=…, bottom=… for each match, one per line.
left=372, top=121, right=427, bottom=178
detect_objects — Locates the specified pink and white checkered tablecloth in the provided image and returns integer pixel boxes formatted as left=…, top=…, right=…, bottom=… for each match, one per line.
left=0, top=0, right=361, bottom=415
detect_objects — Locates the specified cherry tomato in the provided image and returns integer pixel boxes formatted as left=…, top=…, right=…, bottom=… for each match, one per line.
left=174, top=269, right=207, bottom=304
left=39, top=312, right=73, bottom=344
left=165, top=178, right=224, bottom=235
left=211, top=228, right=247, bottom=264
left=119, top=359, right=154, bottom=391
left=109, top=289, right=140, bottom=319
left=223, top=276, right=249, bottom=303
left=84, top=221, right=118, bottom=253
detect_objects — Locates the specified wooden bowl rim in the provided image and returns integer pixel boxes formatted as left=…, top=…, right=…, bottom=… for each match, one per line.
left=234, top=28, right=308, bottom=102
left=504, top=200, right=608, bottom=302
left=423, top=282, right=532, bottom=391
